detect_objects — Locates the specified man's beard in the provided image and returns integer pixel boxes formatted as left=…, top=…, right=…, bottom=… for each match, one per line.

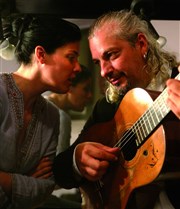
left=115, top=81, right=132, bottom=96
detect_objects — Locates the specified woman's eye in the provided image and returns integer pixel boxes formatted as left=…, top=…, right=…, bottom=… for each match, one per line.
left=68, top=55, right=77, bottom=62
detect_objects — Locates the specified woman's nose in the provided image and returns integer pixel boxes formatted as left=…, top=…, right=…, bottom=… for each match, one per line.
left=74, top=62, right=81, bottom=73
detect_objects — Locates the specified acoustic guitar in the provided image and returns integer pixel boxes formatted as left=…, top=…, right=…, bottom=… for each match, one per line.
left=79, top=73, right=180, bottom=209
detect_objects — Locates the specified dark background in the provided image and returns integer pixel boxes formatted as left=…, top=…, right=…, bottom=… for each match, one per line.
left=0, top=0, right=180, bottom=20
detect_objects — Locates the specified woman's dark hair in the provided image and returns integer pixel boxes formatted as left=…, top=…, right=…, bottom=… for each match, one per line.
left=2, top=13, right=81, bottom=64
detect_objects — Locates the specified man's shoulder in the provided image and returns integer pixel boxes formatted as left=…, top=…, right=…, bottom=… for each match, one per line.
left=93, top=96, right=119, bottom=122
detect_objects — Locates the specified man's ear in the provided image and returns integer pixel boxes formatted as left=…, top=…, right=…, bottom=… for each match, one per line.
left=137, top=33, right=148, bottom=55
left=35, top=46, right=46, bottom=64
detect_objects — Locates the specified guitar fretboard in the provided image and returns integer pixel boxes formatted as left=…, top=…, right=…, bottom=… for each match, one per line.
left=133, top=88, right=170, bottom=147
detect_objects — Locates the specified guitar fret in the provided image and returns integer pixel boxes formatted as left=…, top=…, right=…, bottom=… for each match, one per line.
left=159, top=93, right=170, bottom=118
left=150, top=109, right=159, bottom=130
left=152, top=103, right=160, bottom=124
left=134, top=126, right=141, bottom=146
left=142, top=117, right=149, bottom=136
left=139, top=118, right=148, bottom=140
left=132, top=87, right=171, bottom=147
left=156, top=95, right=165, bottom=119
left=134, top=116, right=149, bottom=146
left=145, top=112, right=153, bottom=135
left=138, top=122, right=143, bottom=143
left=146, top=108, right=156, bottom=132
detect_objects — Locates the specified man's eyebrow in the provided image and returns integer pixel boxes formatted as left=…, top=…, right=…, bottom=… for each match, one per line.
left=91, top=51, right=109, bottom=63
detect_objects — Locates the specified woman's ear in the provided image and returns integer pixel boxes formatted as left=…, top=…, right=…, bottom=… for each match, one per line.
left=35, top=46, right=46, bottom=64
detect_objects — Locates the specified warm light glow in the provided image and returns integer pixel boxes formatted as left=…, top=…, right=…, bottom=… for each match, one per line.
left=0, top=39, right=15, bottom=60
left=157, top=36, right=167, bottom=48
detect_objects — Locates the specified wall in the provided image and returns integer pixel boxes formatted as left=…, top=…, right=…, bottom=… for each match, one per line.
left=152, top=20, right=180, bottom=60
left=0, top=57, right=19, bottom=72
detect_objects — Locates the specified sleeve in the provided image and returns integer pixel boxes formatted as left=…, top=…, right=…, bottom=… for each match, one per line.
left=53, top=143, right=81, bottom=189
left=11, top=174, right=55, bottom=209
left=0, top=172, right=55, bottom=209
left=10, top=120, right=59, bottom=209
left=53, top=97, right=118, bottom=189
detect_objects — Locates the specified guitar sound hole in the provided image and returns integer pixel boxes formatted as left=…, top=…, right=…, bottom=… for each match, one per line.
left=121, top=130, right=137, bottom=161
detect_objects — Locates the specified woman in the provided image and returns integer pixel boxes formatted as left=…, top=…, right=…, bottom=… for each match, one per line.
left=0, top=14, right=81, bottom=209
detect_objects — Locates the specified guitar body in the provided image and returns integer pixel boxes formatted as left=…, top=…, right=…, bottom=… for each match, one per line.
left=80, top=88, right=165, bottom=209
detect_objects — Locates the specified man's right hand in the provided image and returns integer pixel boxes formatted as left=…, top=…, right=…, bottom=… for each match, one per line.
left=75, top=142, right=120, bottom=181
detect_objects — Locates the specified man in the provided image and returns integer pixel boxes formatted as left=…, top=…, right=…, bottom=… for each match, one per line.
left=53, top=10, right=180, bottom=209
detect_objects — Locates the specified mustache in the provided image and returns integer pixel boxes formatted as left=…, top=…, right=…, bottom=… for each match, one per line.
left=106, top=71, right=125, bottom=83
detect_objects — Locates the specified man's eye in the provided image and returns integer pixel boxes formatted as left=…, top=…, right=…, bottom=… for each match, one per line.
left=109, top=52, right=117, bottom=59
left=104, top=52, right=115, bottom=60
left=107, top=51, right=120, bottom=60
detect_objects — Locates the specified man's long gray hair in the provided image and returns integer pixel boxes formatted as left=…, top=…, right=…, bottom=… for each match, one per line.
left=89, top=10, right=178, bottom=103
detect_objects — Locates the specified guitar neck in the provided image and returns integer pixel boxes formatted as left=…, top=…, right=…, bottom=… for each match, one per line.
left=134, top=88, right=170, bottom=147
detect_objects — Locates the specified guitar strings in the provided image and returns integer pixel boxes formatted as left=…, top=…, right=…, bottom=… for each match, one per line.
left=117, top=89, right=168, bottom=150
left=113, top=89, right=169, bottom=157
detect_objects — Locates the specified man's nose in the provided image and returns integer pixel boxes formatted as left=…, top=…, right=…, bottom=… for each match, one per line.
left=100, top=60, right=112, bottom=78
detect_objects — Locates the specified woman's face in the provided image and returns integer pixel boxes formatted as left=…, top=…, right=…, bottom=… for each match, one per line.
left=41, top=42, right=81, bottom=93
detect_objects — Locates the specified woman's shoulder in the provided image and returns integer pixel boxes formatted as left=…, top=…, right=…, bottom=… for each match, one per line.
left=41, top=95, right=60, bottom=120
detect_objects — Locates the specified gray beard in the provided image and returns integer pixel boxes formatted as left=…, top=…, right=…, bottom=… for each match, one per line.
left=115, top=81, right=132, bottom=96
